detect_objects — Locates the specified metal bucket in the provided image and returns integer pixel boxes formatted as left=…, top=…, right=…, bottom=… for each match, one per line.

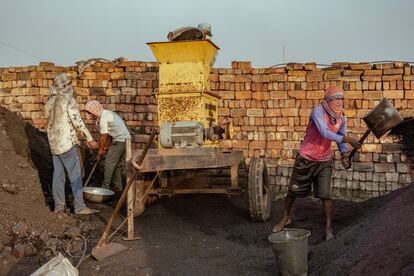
left=268, top=229, right=311, bottom=276
left=363, top=98, right=403, bottom=138
left=83, top=187, right=114, bottom=203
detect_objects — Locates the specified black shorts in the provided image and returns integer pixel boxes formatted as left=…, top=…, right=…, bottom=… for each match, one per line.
left=287, top=154, right=333, bottom=199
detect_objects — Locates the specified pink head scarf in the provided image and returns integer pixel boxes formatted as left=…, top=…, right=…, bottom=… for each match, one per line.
left=83, top=100, right=104, bottom=130
left=83, top=100, right=104, bottom=117
left=322, top=86, right=344, bottom=121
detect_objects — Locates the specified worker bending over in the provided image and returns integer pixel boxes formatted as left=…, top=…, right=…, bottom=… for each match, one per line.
left=83, top=100, right=131, bottom=192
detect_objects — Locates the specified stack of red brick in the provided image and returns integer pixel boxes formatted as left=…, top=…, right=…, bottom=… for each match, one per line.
left=212, top=61, right=413, bottom=198
left=0, top=60, right=413, bottom=199
left=0, top=61, right=159, bottom=146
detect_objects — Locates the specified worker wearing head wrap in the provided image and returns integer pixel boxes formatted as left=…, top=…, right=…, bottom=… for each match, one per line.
left=84, top=100, right=131, bottom=192
left=272, top=86, right=361, bottom=240
left=45, top=73, right=99, bottom=215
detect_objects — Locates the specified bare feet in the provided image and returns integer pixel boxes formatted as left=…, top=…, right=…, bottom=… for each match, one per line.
left=272, top=217, right=291, bottom=233
left=325, top=228, right=334, bottom=241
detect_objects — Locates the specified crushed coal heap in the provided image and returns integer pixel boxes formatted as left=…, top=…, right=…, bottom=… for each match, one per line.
left=390, top=117, right=414, bottom=169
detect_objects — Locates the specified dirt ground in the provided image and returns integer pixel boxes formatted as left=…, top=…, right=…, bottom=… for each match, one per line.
left=0, top=107, right=413, bottom=275
left=6, top=188, right=413, bottom=276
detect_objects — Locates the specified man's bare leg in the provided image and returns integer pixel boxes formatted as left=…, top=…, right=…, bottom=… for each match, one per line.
left=272, top=195, right=295, bottom=232
left=322, top=199, right=334, bottom=240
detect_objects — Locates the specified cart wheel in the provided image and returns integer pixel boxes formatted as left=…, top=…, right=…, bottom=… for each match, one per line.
left=248, top=157, right=270, bottom=222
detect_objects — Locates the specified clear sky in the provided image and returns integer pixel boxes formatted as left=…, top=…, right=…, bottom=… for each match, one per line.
left=1, top=0, right=413, bottom=68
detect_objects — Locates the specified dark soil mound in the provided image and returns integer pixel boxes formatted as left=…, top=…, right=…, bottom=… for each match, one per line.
left=0, top=106, right=29, bottom=158
left=0, top=108, right=93, bottom=273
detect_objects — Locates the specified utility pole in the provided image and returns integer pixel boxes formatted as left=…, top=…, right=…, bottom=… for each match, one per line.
left=282, top=45, right=285, bottom=64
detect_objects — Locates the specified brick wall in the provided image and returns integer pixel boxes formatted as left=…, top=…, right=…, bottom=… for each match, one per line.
left=1, top=60, right=413, bottom=199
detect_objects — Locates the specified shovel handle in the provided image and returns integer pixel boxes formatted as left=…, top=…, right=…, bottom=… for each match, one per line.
left=346, top=128, right=371, bottom=167
left=84, top=160, right=99, bottom=187
left=96, top=129, right=157, bottom=248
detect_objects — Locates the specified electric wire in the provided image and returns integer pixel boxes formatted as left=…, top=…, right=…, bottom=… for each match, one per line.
left=0, top=39, right=45, bottom=61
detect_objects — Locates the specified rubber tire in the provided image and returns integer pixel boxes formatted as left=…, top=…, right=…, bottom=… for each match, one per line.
left=248, top=158, right=271, bottom=222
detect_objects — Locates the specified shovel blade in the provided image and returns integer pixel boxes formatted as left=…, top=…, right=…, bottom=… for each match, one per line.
left=92, top=242, right=128, bottom=262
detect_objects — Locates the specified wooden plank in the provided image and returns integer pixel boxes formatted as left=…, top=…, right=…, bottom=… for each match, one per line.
left=230, top=165, right=238, bottom=189
left=131, top=148, right=244, bottom=172
left=125, top=138, right=135, bottom=240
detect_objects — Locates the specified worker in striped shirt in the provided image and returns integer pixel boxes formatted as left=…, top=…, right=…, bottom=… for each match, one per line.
left=272, top=86, right=361, bottom=241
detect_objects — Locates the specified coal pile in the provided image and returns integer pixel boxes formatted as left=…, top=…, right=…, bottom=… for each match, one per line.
left=390, top=117, right=414, bottom=169
left=306, top=118, right=414, bottom=275
left=308, top=182, right=414, bottom=275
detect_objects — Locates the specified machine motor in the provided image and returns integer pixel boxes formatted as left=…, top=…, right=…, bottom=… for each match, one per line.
left=160, top=121, right=205, bottom=148
left=159, top=121, right=226, bottom=148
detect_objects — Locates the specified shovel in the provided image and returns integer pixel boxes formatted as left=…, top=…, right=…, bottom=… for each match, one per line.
left=91, top=129, right=157, bottom=261
left=84, top=160, right=99, bottom=187
left=345, top=98, right=403, bottom=168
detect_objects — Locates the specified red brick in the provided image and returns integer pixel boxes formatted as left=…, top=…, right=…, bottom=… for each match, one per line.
left=111, top=72, right=125, bottom=80
left=96, top=72, right=110, bottom=80
left=304, top=63, right=317, bottom=71
left=218, top=107, right=229, bottom=116
left=383, top=68, right=403, bottom=75
left=350, top=63, right=371, bottom=70
left=288, top=70, right=306, bottom=77
left=374, top=163, right=395, bottom=172
left=288, top=90, right=306, bottom=99
left=269, top=74, right=287, bottom=82
left=382, top=75, right=402, bottom=81
left=280, top=108, right=299, bottom=117
left=269, top=91, right=287, bottom=99
left=230, top=108, right=246, bottom=117
left=363, top=69, right=382, bottom=76
left=217, top=91, right=234, bottom=99
left=306, top=72, right=323, bottom=81
left=277, top=158, right=295, bottom=167
left=265, top=109, right=281, bottom=117
left=383, top=90, right=404, bottom=99
left=343, top=70, right=363, bottom=76
left=282, top=141, right=301, bottom=149
left=235, top=91, right=251, bottom=100
left=252, top=91, right=269, bottom=100
left=267, top=140, right=283, bottom=149
left=1, top=73, right=17, bottom=81
left=142, top=72, right=157, bottom=80
left=344, top=90, right=363, bottom=99
left=246, top=109, right=264, bottom=117
left=362, top=144, right=382, bottom=153
left=374, top=63, right=394, bottom=70
left=363, top=91, right=383, bottom=99
left=306, top=90, right=324, bottom=99
left=116, top=104, right=134, bottom=113
left=235, top=75, right=252, bottom=82
left=405, top=90, right=414, bottom=99
left=249, top=141, right=266, bottom=149
left=362, top=76, right=382, bottom=81
left=219, top=74, right=235, bottom=82
left=81, top=72, right=96, bottom=80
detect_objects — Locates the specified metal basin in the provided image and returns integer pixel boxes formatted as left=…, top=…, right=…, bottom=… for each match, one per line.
left=83, top=187, right=114, bottom=203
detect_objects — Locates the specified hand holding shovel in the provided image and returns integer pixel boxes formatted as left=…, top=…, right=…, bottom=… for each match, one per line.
left=342, top=135, right=364, bottom=169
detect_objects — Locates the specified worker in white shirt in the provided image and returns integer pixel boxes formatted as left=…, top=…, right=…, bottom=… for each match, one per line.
left=83, top=100, right=131, bottom=192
